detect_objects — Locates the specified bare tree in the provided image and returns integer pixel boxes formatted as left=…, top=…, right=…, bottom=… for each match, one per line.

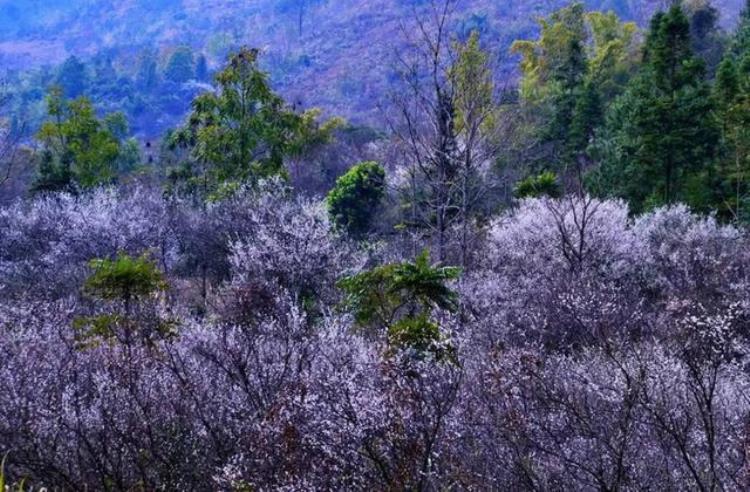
left=0, top=85, right=24, bottom=190
left=387, top=0, right=461, bottom=263
left=387, top=0, right=504, bottom=267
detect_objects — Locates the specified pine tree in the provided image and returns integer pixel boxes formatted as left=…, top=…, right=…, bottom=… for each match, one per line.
left=730, top=0, right=750, bottom=57
left=684, top=0, right=726, bottom=76
left=592, top=5, right=719, bottom=213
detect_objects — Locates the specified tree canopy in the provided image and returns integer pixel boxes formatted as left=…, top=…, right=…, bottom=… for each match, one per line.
left=591, top=4, right=720, bottom=212
left=169, top=47, right=341, bottom=197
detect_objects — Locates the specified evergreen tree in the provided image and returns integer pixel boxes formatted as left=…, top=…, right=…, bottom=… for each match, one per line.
left=729, top=0, right=750, bottom=57
left=338, top=250, right=460, bottom=361
left=684, top=0, right=726, bottom=76
left=511, top=4, right=638, bottom=189
left=514, top=171, right=562, bottom=199
left=592, top=5, right=719, bottom=213
left=710, top=0, right=750, bottom=221
left=31, top=149, right=75, bottom=194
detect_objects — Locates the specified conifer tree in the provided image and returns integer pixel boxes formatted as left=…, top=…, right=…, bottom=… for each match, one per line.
left=710, top=0, right=750, bottom=221
left=592, top=5, right=719, bottom=213
left=511, top=3, right=638, bottom=191
left=338, top=250, right=460, bottom=361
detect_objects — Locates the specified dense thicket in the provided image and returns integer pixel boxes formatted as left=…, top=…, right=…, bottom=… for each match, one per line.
left=2, top=1, right=750, bottom=490
left=1, top=185, right=749, bottom=489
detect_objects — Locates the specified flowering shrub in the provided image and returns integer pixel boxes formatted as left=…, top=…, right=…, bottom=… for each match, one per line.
left=1, top=190, right=749, bottom=490
left=0, top=186, right=178, bottom=301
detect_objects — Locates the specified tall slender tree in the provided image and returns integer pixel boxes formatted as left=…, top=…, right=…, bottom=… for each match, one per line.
left=450, top=30, right=499, bottom=268
left=391, top=0, right=500, bottom=265
left=390, top=0, right=461, bottom=263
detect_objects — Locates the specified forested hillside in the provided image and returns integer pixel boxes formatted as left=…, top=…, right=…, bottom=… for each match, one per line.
left=0, top=0, right=744, bottom=137
left=3, top=0, right=750, bottom=490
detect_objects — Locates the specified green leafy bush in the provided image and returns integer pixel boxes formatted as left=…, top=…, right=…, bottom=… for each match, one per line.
left=326, top=161, right=385, bottom=237
left=85, top=252, right=167, bottom=305
left=338, top=250, right=460, bottom=360
left=76, top=252, right=174, bottom=347
left=514, top=171, right=561, bottom=199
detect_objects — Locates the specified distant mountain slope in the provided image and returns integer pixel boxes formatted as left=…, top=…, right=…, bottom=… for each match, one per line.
left=0, top=0, right=744, bottom=126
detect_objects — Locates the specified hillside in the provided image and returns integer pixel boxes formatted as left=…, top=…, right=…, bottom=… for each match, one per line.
left=0, top=0, right=743, bottom=130
left=4, top=2, right=750, bottom=489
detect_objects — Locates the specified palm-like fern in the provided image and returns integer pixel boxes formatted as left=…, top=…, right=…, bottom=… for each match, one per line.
left=338, top=250, right=460, bottom=359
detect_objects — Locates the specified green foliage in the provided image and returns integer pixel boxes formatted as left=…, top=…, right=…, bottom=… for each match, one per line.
left=72, top=313, right=127, bottom=345
left=32, top=149, right=75, bottom=194
left=85, top=252, right=167, bottom=304
left=591, top=4, right=720, bottom=213
left=709, top=1, right=750, bottom=222
left=387, top=315, right=455, bottom=362
left=451, top=30, right=496, bottom=134
left=715, top=56, right=740, bottom=105
left=326, top=161, right=385, bottom=237
left=684, top=0, right=727, bottom=75
left=514, top=171, right=561, bottom=199
left=731, top=0, right=750, bottom=57
left=338, top=250, right=460, bottom=360
left=0, top=454, right=22, bottom=492
left=76, top=252, right=174, bottom=348
left=389, top=250, right=460, bottom=311
left=32, top=87, right=131, bottom=192
left=338, top=263, right=400, bottom=329
left=511, top=3, right=639, bottom=178
left=116, top=138, right=143, bottom=173
left=170, top=46, right=341, bottom=196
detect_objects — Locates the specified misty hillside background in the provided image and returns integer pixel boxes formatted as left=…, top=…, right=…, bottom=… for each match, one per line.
left=0, top=0, right=743, bottom=137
